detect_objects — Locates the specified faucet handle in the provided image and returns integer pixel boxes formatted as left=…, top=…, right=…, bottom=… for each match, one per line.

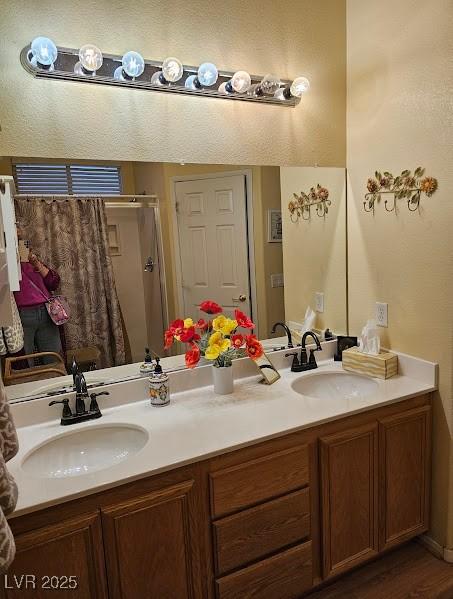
left=89, top=391, right=110, bottom=412
left=49, top=398, right=72, bottom=419
left=285, top=352, right=300, bottom=369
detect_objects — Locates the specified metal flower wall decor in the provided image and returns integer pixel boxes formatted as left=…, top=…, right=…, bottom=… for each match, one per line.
left=364, top=167, right=438, bottom=213
left=288, top=184, right=331, bottom=222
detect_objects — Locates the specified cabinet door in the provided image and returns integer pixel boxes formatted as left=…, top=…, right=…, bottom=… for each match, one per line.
left=320, top=423, right=379, bottom=578
left=0, top=512, right=107, bottom=599
left=379, top=405, right=431, bottom=550
left=101, top=479, right=202, bottom=599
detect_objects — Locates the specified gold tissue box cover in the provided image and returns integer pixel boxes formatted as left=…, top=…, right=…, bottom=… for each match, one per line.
left=342, top=347, right=398, bottom=379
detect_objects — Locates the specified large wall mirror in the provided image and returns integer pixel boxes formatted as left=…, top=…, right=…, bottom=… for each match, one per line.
left=0, top=158, right=347, bottom=401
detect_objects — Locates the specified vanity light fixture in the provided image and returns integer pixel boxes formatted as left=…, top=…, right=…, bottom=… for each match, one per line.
left=21, top=39, right=310, bottom=107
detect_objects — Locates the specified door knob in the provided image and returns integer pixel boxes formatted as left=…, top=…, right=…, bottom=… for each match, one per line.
left=232, top=294, right=247, bottom=302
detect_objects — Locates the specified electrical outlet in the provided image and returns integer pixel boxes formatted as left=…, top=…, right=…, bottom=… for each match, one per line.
left=375, top=302, right=388, bottom=327
left=270, top=273, right=284, bottom=288
left=315, top=292, right=324, bottom=313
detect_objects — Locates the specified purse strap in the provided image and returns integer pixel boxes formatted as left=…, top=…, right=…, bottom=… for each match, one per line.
left=21, top=269, right=51, bottom=302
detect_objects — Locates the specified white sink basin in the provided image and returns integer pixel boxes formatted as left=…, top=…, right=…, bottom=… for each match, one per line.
left=291, top=371, right=379, bottom=401
left=22, top=424, right=149, bottom=479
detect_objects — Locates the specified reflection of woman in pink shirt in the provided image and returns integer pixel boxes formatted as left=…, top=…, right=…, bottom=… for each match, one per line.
left=14, top=251, right=62, bottom=363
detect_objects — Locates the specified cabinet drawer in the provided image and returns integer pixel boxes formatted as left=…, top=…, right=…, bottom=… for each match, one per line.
left=213, top=488, right=310, bottom=575
left=216, top=541, right=312, bottom=599
left=210, top=445, right=309, bottom=518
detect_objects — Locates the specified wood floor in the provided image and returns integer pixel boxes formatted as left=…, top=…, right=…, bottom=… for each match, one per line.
left=309, top=541, right=453, bottom=599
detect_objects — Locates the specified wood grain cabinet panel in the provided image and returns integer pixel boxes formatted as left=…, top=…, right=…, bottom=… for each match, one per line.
left=210, top=446, right=309, bottom=518
left=379, top=405, right=431, bottom=550
left=320, top=423, right=379, bottom=578
left=0, top=512, right=107, bottom=599
left=216, top=542, right=312, bottom=599
left=101, top=480, right=201, bottom=599
left=213, top=488, right=310, bottom=575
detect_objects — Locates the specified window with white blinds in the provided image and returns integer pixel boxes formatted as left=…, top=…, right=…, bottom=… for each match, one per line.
left=13, top=163, right=122, bottom=196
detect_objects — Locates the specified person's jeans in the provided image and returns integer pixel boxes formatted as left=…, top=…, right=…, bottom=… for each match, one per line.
left=19, top=304, right=62, bottom=364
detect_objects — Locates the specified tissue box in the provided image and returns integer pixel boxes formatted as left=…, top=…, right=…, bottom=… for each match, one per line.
left=342, top=347, right=398, bottom=379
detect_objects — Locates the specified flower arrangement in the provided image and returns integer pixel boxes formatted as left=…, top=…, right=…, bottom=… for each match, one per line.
left=164, top=300, right=264, bottom=369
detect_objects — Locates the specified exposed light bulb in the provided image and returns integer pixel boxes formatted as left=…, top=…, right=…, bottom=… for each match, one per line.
left=161, top=57, right=183, bottom=83
left=74, top=62, right=84, bottom=76
left=290, top=76, right=310, bottom=97
left=78, top=44, right=103, bottom=73
left=247, top=83, right=263, bottom=98
left=231, top=71, right=251, bottom=93
left=184, top=75, right=199, bottom=90
left=197, top=62, right=218, bottom=86
left=151, top=71, right=164, bottom=86
left=261, top=73, right=281, bottom=95
left=29, top=37, right=58, bottom=68
left=121, top=51, right=145, bottom=79
left=218, top=82, right=231, bottom=95
left=113, top=66, right=125, bottom=81
left=274, top=88, right=286, bottom=101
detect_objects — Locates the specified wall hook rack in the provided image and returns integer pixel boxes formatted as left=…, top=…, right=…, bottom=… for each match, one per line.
left=363, top=167, right=438, bottom=214
left=288, top=185, right=331, bottom=222
left=20, top=39, right=310, bottom=108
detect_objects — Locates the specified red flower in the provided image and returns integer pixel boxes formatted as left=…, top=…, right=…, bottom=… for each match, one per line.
left=231, top=334, right=245, bottom=349
left=185, top=343, right=200, bottom=369
left=169, top=319, right=185, bottom=337
left=200, top=300, right=222, bottom=315
left=164, top=329, right=174, bottom=349
left=234, top=309, right=255, bottom=329
left=179, top=326, right=200, bottom=343
left=245, top=334, right=263, bottom=360
left=195, top=318, right=209, bottom=332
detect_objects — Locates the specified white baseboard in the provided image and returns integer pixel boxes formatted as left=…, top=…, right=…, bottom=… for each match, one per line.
left=419, top=534, right=453, bottom=563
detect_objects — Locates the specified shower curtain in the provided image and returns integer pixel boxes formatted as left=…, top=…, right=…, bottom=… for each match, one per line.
left=14, top=197, right=126, bottom=368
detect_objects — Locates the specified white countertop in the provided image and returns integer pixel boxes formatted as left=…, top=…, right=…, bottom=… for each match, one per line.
left=8, top=347, right=437, bottom=518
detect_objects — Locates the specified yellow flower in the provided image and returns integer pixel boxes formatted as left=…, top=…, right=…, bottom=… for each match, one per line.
left=205, top=331, right=230, bottom=360
left=212, top=315, right=237, bottom=335
left=184, top=318, right=194, bottom=328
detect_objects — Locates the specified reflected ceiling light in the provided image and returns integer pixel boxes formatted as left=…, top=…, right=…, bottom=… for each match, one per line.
left=77, top=44, right=103, bottom=74
left=28, top=36, right=57, bottom=70
left=218, top=82, right=231, bottom=95
left=161, top=57, right=183, bottom=83
left=151, top=71, right=164, bottom=86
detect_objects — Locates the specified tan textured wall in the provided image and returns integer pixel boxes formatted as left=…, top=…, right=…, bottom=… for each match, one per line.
left=347, top=0, right=453, bottom=547
left=281, top=167, right=347, bottom=334
left=0, top=0, right=345, bottom=167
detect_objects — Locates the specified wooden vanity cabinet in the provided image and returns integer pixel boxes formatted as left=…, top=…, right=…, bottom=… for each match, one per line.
left=0, top=512, right=107, bottom=599
left=2, top=394, right=431, bottom=599
left=320, top=402, right=431, bottom=579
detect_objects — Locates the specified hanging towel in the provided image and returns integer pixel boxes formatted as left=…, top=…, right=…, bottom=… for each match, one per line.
left=0, top=375, right=18, bottom=572
left=0, top=294, right=24, bottom=356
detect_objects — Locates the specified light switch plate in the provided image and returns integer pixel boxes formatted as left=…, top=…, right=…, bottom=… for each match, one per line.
left=271, top=273, right=284, bottom=288
left=315, top=292, right=324, bottom=313
left=375, top=302, right=388, bottom=327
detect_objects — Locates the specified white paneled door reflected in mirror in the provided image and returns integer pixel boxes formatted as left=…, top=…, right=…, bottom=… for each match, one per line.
left=0, top=159, right=347, bottom=401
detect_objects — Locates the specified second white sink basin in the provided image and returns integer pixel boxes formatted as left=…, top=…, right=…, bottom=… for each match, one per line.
left=291, top=371, right=379, bottom=401
left=22, top=424, right=149, bottom=479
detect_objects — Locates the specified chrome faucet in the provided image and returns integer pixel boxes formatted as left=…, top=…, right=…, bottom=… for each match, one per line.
left=286, top=331, right=322, bottom=372
left=270, top=322, right=294, bottom=348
